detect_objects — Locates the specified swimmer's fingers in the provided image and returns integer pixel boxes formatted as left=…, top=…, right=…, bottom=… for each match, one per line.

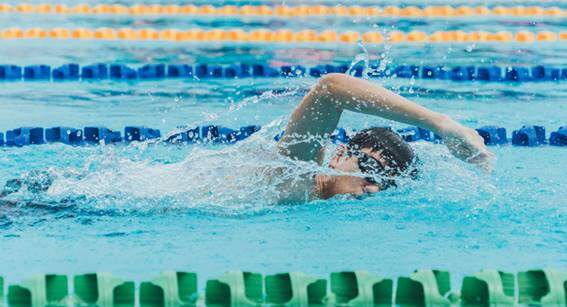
left=444, top=137, right=476, bottom=161
left=468, top=131, right=495, bottom=173
left=467, top=149, right=495, bottom=173
left=444, top=130, right=495, bottom=172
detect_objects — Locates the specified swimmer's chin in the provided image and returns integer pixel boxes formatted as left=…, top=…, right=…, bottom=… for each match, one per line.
left=325, top=191, right=378, bottom=202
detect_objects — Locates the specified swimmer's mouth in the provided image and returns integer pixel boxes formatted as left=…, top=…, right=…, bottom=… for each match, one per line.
left=354, top=189, right=377, bottom=200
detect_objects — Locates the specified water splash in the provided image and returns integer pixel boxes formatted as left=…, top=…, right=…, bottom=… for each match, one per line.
left=1, top=120, right=317, bottom=215
left=347, top=41, right=371, bottom=78
left=1, top=125, right=497, bottom=222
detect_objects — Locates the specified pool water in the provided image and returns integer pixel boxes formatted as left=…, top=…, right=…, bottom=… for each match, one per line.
left=0, top=0, right=566, bottom=284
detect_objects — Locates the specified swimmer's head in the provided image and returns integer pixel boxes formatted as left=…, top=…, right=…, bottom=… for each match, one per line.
left=328, top=127, right=418, bottom=195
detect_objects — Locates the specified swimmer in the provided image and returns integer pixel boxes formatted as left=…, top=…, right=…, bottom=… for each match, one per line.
left=277, top=73, right=493, bottom=199
left=1, top=73, right=492, bottom=203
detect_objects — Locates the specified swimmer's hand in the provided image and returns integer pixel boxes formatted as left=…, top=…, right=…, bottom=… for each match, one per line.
left=436, top=117, right=494, bottom=172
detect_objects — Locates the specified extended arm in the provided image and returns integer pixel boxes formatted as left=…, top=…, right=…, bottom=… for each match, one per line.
left=278, top=73, right=492, bottom=169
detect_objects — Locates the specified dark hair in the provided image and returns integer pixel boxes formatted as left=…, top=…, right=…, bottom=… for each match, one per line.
left=347, top=127, right=418, bottom=178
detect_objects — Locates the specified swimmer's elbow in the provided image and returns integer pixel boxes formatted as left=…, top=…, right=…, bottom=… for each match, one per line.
left=312, top=73, right=352, bottom=109
left=316, top=73, right=365, bottom=99
left=317, top=73, right=350, bottom=91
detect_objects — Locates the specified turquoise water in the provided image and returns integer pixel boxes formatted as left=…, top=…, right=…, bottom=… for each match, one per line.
left=0, top=1, right=566, bottom=283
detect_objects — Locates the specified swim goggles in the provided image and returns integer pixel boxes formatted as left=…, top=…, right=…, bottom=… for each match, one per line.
left=349, top=150, right=398, bottom=190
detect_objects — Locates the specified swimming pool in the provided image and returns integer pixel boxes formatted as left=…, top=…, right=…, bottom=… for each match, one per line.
left=0, top=0, right=566, bottom=293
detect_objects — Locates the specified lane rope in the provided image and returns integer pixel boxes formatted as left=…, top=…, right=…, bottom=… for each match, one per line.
left=1, top=125, right=565, bottom=147
left=0, top=270, right=567, bottom=306
left=2, top=63, right=566, bottom=82
left=1, top=28, right=566, bottom=43
left=0, top=270, right=565, bottom=306
left=0, top=4, right=564, bottom=18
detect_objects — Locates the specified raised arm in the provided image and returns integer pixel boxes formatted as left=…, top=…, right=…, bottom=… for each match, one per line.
left=278, top=73, right=492, bottom=169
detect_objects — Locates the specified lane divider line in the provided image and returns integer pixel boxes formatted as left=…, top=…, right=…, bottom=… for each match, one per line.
left=2, top=63, right=567, bottom=82
left=0, top=269, right=566, bottom=306
left=0, top=4, right=564, bottom=18
left=1, top=125, right=565, bottom=147
left=1, top=28, right=566, bottom=43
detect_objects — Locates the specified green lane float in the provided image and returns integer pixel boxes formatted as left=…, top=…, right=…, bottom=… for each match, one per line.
left=518, top=269, right=567, bottom=306
left=395, top=269, right=455, bottom=306
left=0, top=276, right=3, bottom=304
left=7, top=274, right=68, bottom=306
left=330, top=271, right=393, bottom=306
left=74, top=273, right=135, bottom=306
left=0, top=269, right=566, bottom=306
left=266, top=272, right=327, bottom=307
left=205, top=271, right=263, bottom=306
left=140, top=271, right=198, bottom=306
left=265, top=272, right=327, bottom=306
left=461, top=269, right=515, bottom=305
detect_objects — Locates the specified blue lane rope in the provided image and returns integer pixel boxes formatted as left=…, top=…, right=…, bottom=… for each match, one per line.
left=0, top=125, right=565, bottom=147
left=1, top=63, right=567, bottom=82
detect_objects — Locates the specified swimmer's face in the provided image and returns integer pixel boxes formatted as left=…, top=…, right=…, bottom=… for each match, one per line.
left=328, top=145, right=386, bottom=195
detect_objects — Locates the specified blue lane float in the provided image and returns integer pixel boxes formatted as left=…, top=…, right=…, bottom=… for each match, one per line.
left=531, top=65, right=562, bottom=81
left=549, top=126, right=567, bottom=146
left=0, top=65, right=22, bottom=80
left=124, top=126, right=162, bottom=142
left=476, top=66, right=502, bottom=81
left=1, top=63, right=566, bottom=82
left=281, top=65, right=307, bottom=77
left=23, top=65, right=51, bottom=80
left=311, top=64, right=331, bottom=76
left=223, top=64, right=250, bottom=78
left=45, top=127, right=83, bottom=145
left=5, top=127, right=45, bottom=147
left=422, top=66, right=444, bottom=79
left=165, top=125, right=260, bottom=144
left=512, top=125, right=546, bottom=147
left=0, top=125, right=565, bottom=148
left=394, top=65, right=420, bottom=79
left=138, top=64, right=166, bottom=79
left=109, top=64, right=137, bottom=80
left=251, top=64, right=279, bottom=77
left=81, top=63, right=108, bottom=79
left=505, top=67, right=531, bottom=82
left=83, top=127, right=122, bottom=144
left=476, top=126, right=508, bottom=145
left=195, top=64, right=224, bottom=78
left=53, top=64, right=80, bottom=80
left=167, top=64, right=193, bottom=78
left=398, top=126, right=436, bottom=142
